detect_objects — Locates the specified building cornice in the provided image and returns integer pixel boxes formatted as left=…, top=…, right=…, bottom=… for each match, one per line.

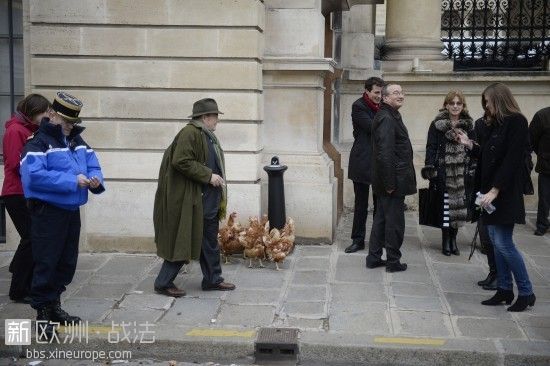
left=322, top=0, right=384, bottom=15
left=263, top=57, right=337, bottom=72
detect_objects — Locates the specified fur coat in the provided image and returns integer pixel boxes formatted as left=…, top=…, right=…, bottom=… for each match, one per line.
left=425, top=110, right=475, bottom=228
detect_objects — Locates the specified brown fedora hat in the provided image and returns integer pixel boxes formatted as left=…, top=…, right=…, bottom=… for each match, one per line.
left=188, top=98, right=224, bottom=118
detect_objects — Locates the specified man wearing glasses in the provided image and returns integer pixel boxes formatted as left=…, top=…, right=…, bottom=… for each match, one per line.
left=153, top=98, right=236, bottom=298
left=20, top=91, right=105, bottom=340
left=367, top=84, right=417, bottom=273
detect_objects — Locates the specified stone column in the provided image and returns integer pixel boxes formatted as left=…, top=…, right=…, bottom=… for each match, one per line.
left=341, top=5, right=378, bottom=79
left=338, top=4, right=381, bottom=208
left=263, top=0, right=337, bottom=242
left=383, top=0, right=452, bottom=72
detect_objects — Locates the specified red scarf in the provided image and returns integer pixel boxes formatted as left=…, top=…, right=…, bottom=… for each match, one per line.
left=363, top=92, right=380, bottom=112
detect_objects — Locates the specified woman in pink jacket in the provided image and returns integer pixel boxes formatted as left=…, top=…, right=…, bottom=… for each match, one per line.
left=2, top=94, right=50, bottom=302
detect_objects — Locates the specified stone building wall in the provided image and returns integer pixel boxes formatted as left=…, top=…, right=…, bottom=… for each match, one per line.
left=8, top=0, right=266, bottom=251
left=1, top=1, right=548, bottom=252
left=262, top=0, right=337, bottom=242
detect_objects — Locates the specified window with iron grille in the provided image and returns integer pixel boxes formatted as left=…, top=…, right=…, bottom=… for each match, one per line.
left=441, top=0, right=550, bottom=71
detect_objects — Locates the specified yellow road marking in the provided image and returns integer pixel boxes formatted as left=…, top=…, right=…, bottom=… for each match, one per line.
left=186, top=329, right=255, bottom=338
left=374, top=337, right=446, bottom=346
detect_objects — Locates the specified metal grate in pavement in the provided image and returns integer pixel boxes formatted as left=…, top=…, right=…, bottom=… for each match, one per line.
left=255, top=327, right=299, bottom=364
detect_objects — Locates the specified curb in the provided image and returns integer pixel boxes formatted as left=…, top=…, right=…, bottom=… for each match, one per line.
left=2, top=329, right=550, bottom=365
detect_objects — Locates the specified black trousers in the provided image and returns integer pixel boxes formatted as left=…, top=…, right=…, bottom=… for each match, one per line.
left=155, top=217, right=223, bottom=289
left=536, top=173, right=550, bottom=233
left=4, top=195, right=33, bottom=300
left=29, top=201, right=80, bottom=309
left=200, top=217, right=223, bottom=288
left=351, top=182, right=376, bottom=244
left=368, top=195, right=405, bottom=264
left=478, top=216, right=496, bottom=273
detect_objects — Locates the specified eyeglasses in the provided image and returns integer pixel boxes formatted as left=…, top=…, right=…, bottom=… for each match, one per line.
left=390, top=90, right=405, bottom=96
left=448, top=102, right=463, bottom=106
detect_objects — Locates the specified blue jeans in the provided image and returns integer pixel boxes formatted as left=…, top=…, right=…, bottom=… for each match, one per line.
left=486, top=224, right=533, bottom=296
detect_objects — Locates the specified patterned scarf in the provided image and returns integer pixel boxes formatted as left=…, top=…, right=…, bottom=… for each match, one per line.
left=191, top=120, right=227, bottom=220
left=434, top=110, right=473, bottom=227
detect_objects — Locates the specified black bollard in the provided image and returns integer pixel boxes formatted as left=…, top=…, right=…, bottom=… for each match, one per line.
left=263, top=156, right=288, bottom=230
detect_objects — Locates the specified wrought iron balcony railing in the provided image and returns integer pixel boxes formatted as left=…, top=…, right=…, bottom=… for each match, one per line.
left=441, top=0, right=549, bottom=71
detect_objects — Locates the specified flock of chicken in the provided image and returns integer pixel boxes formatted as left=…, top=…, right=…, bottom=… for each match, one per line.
left=218, top=213, right=295, bottom=270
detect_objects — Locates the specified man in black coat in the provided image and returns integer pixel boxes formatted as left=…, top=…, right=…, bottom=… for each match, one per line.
left=345, top=77, right=385, bottom=253
left=367, top=83, right=417, bottom=272
left=529, top=106, right=550, bottom=236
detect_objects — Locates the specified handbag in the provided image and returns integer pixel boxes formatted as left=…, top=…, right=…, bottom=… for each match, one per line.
left=418, top=182, right=441, bottom=228
left=421, top=165, right=437, bottom=180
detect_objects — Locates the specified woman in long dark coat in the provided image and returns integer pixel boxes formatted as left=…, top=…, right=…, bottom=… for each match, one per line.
left=457, top=83, right=536, bottom=312
left=425, top=90, right=475, bottom=256
left=473, top=98, right=499, bottom=291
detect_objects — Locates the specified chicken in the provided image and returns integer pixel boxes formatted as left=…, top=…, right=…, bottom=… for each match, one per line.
left=218, top=212, right=244, bottom=264
left=259, top=214, right=269, bottom=228
left=239, top=217, right=268, bottom=268
left=281, top=217, right=295, bottom=250
left=264, top=217, right=295, bottom=270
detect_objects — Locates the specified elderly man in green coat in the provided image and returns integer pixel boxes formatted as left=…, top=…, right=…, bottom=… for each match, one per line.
left=153, top=98, right=236, bottom=297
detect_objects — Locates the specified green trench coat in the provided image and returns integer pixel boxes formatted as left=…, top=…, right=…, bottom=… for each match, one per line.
left=153, top=120, right=226, bottom=262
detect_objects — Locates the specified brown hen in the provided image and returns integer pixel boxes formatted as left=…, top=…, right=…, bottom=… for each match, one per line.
left=264, top=217, right=295, bottom=270
left=239, top=217, right=269, bottom=268
left=218, top=212, right=244, bottom=264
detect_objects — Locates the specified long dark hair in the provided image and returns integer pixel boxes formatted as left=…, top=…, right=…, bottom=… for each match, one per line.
left=482, top=83, right=522, bottom=125
left=16, top=94, right=50, bottom=121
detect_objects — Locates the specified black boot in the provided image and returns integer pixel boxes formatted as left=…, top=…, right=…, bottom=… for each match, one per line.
left=50, top=300, right=82, bottom=324
left=482, top=276, right=498, bottom=291
left=36, top=306, right=56, bottom=342
left=366, top=255, right=386, bottom=269
left=449, top=227, right=460, bottom=255
left=477, top=271, right=497, bottom=286
left=345, top=241, right=365, bottom=253
left=481, top=288, right=514, bottom=306
left=441, top=228, right=451, bottom=256
left=386, top=262, right=407, bottom=273
left=507, top=294, right=536, bottom=312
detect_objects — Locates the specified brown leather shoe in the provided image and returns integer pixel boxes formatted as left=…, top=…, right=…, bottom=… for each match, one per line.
left=154, top=286, right=186, bottom=298
left=202, top=282, right=236, bottom=291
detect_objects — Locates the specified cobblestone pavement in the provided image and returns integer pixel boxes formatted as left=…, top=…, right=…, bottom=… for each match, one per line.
left=0, top=210, right=549, bottom=365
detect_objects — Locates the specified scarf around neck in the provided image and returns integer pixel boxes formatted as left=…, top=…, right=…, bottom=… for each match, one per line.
left=363, top=92, right=380, bottom=112
left=190, top=119, right=227, bottom=220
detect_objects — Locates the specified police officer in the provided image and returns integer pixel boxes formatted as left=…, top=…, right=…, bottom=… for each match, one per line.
left=20, top=92, right=105, bottom=339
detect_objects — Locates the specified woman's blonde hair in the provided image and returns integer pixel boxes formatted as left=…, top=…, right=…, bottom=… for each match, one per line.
left=482, top=83, right=522, bottom=124
left=442, top=90, right=469, bottom=116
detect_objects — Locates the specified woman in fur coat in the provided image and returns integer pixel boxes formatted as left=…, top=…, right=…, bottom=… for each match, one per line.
left=425, top=90, right=475, bottom=256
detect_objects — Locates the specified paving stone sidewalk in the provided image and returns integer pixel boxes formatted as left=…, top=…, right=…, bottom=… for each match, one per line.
left=0, top=211, right=549, bottom=365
